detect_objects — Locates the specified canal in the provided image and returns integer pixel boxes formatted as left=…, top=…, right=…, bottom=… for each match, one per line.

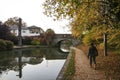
left=0, top=48, right=68, bottom=80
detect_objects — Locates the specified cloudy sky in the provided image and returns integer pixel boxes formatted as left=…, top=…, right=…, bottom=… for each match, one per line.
left=0, top=0, right=71, bottom=34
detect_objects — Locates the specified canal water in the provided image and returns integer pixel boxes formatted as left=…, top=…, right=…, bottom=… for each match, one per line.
left=0, top=48, right=68, bottom=80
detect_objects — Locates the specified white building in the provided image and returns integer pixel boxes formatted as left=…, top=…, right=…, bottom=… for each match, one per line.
left=10, top=25, right=44, bottom=37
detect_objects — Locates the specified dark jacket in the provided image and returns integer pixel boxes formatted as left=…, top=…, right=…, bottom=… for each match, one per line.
left=88, top=45, right=98, bottom=57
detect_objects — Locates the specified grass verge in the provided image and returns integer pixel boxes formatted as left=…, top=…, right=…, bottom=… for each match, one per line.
left=62, top=49, right=75, bottom=80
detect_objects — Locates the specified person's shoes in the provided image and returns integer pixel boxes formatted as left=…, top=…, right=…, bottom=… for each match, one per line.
left=90, top=64, right=92, bottom=68
left=94, top=64, right=96, bottom=70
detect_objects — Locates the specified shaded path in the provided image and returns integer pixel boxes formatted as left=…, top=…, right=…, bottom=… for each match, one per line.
left=72, top=47, right=107, bottom=80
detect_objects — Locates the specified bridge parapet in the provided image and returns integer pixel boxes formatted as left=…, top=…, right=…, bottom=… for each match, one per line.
left=54, top=34, right=72, bottom=39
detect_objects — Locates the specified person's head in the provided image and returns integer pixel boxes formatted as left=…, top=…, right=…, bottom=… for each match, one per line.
left=90, top=42, right=94, bottom=46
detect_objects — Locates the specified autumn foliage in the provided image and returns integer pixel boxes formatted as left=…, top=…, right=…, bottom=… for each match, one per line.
left=43, top=0, right=120, bottom=49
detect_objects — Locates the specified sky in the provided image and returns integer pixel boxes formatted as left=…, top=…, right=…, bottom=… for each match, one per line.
left=0, top=0, right=71, bottom=34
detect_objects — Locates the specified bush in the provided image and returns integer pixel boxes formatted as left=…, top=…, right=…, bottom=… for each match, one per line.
left=31, top=38, right=40, bottom=45
left=22, top=36, right=32, bottom=45
left=40, top=38, right=47, bottom=45
left=0, top=39, right=14, bottom=51
left=31, top=40, right=40, bottom=45
left=9, top=34, right=18, bottom=45
left=5, top=40, right=14, bottom=50
left=0, top=39, right=6, bottom=51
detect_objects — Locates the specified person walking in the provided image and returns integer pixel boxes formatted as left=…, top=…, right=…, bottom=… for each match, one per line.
left=88, top=42, right=98, bottom=69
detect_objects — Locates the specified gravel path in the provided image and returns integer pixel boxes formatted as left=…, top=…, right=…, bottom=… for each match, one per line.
left=72, top=47, right=107, bottom=80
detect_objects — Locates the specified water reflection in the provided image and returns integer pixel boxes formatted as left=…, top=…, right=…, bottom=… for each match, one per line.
left=60, top=41, right=71, bottom=53
left=16, top=50, right=22, bottom=78
left=0, top=48, right=67, bottom=80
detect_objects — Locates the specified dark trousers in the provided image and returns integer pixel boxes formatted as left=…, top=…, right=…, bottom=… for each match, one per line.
left=89, top=56, right=96, bottom=65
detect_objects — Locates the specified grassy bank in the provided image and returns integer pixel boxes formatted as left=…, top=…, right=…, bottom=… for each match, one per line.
left=62, top=49, right=75, bottom=80
left=77, top=45, right=120, bottom=80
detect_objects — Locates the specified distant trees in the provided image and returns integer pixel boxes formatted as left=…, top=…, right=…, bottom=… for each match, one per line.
left=0, top=17, right=56, bottom=46
left=0, top=22, right=12, bottom=40
left=4, top=17, right=27, bottom=27
left=22, top=28, right=55, bottom=46
left=45, top=28, right=55, bottom=45
left=0, top=21, right=18, bottom=46
left=0, top=21, right=18, bottom=45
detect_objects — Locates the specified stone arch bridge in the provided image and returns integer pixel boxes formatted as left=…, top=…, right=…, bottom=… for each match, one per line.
left=53, top=34, right=80, bottom=46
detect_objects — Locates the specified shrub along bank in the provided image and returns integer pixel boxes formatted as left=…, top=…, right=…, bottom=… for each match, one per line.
left=0, top=39, right=14, bottom=51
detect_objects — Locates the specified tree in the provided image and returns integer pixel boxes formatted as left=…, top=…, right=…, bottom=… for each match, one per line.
left=44, top=0, right=120, bottom=35
left=43, top=0, right=120, bottom=49
left=4, top=17, right=27, bottom=27
left=0, top=22, right=18, bottom=44
left=0, top=22, right=11, bottom=40
left=45, top=28, right=55, bottom=45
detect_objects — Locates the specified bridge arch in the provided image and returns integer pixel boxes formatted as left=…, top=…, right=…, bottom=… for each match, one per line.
left=56, top=39, right=72, bottom=47
left=55, top=39, right=72, bottom=53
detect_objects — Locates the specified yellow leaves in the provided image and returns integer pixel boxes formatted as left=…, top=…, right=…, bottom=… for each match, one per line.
left=71, top=25, right=82, bottom=38
left=43, top=0, right=120, bottom=48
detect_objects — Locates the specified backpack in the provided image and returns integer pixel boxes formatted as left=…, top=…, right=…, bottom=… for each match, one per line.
left=94, top=47, right=98, bottom=56
left=95, top=49, right=98, bottom=56
left=90, top=46, right=98, bottom=56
